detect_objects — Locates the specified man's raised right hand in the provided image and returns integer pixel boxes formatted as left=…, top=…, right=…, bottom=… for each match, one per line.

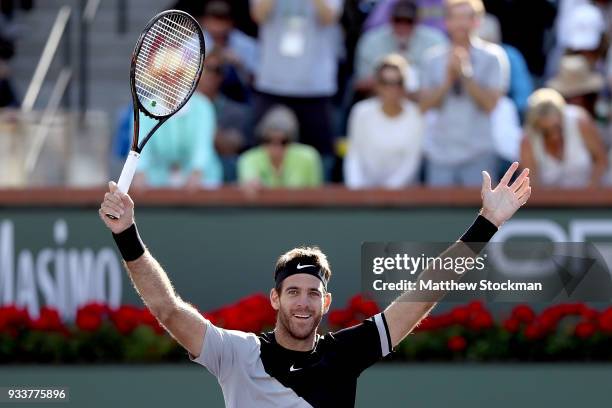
left=99, top=181, right=135, bottom=234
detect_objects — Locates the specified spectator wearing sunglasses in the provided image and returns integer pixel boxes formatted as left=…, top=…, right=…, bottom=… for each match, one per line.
left=238, top=105, right=323, bottom=189
left=354, top=0, right=446, bottom=97
left=345, top=54, right=423, bottom=188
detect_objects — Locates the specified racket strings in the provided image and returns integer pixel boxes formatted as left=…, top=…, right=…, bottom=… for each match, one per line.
left=134, top=13, right=202, bottom=117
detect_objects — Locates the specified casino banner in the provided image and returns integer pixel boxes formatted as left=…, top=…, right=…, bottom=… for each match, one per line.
left=1, top=207, right=611, bottom=321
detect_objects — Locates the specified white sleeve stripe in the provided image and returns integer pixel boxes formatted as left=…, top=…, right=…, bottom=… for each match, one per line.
left=373, top=313, right=391, bottom=357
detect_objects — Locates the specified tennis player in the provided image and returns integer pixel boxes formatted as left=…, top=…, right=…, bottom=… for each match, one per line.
left=99, top=162, right=531, bottom=407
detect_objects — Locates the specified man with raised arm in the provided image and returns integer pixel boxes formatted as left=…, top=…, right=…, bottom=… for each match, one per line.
left=99, top=162, right=531, bottom=408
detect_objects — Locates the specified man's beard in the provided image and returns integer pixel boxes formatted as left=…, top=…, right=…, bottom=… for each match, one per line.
left=277, top=304, right=323, bottom=340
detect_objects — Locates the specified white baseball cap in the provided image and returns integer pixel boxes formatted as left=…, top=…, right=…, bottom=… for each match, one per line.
left=563, top=4, right=605, bottom=51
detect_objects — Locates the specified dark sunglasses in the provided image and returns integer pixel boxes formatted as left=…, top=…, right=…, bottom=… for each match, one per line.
left=392, top=17, right=415, bottom=25
left=378, top=78, right=403, bottom=87
left=205, top=64, right=224, bottom=75
left=264, top=138, right=290, bottom=146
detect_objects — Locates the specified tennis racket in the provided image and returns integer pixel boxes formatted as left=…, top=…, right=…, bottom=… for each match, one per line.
left=106, top=9, right=205, bottom=219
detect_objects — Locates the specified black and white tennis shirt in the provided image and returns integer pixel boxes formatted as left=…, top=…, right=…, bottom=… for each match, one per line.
left=190, top=312, right=393, bottom=408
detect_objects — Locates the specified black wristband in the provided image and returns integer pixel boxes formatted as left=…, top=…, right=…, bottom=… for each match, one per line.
left=459, top=215, right=498, bottom=253
left=112, top=224, right=145, bottom=262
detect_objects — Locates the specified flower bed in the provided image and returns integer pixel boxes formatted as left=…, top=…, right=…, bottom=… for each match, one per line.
left=1, top=295, right=612, bottom=363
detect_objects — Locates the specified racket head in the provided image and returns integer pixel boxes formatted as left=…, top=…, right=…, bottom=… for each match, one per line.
left=130, top=10, right=205, bottom=123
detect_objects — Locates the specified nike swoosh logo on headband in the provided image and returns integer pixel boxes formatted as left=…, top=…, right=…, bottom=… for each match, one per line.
left=296, top=263, right=315, bottom=270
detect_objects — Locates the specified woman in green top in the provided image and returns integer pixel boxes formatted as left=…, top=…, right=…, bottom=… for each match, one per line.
left=238, top=105, right=323, bottom=189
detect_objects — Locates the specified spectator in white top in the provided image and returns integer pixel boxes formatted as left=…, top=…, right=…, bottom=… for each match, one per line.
left=520, top=88, right=608, bottom=188
left=344, top=54, right=423, bottom=188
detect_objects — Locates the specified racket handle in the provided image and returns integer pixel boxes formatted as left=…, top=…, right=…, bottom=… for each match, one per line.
left=117, top=151, right=141, bottom=194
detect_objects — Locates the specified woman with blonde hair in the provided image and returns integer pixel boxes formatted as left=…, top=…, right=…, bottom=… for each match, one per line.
left=344, top=54, right=423, bottom=188
left=520, top=88, right=608, bottom=187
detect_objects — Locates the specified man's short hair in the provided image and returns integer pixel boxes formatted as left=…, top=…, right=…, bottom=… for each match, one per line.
left=391, top=0, right=418, bottom=21
left=204, top=0, right=232, bottom=20
left=445, top=0, right=485, bottom=16
left=274, top=246, right=332, bottom=292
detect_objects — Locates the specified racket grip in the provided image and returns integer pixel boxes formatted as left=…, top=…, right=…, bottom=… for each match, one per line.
left=117, top=151, right=141, bottom=194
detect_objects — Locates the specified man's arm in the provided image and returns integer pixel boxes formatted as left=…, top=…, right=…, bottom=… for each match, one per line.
left=457, top=46, right=505, bottom=113
left=419, top=51, right=458, bottom=112
left=418, top=78, right=453, bottom=112
left=383, top=162, right=532, bottom=347
left=99, top=181, right=206, bottom=358
left=462, top=77, right=502, bottom=113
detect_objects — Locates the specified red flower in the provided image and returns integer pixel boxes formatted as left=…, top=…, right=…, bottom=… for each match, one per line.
left=450, top=307, right=470, bottom=325
left=110, top=305, right=142, bottom=335
left=76, top=310, right=102, bottom=332
left=328, top=310, right=352, bottom=328
left=414, top=316, right=436, bottom=331
left=203, top=312, right=219, bottom=326
left=0, top=306, right=31, bottom=336
left=467, top=300, right=484, bottom=312
left=30, top=307, right=65, bottom=333
left=512, top=304, right=535, bottom=323
left=215, top=305, right=244, bottom=330
left=503, top=317, right=520, bottom=333
left=78, top=303, right=109, bottom=316
left=435, top=314, right=454, bottom=329
left=75, top=302, right=109, bottom=332
left=574, top=321, right=596, bottom=339
left=468, top=310, right=493, bottom=330
left=447, top=335, right=467, bottom=352
left=536, top=314, right=558, bottom=333
left=140, top=308, right=164, bottom=334
left=524, top=323, right=544, bottom=340
left=349, top=295, right=379, bottom=318
left=580, top=307, right=599, bottom=321
left=598, top=308, right=612, bottom=334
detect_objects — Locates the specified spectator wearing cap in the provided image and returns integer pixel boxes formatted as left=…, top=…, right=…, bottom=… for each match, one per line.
left=520, top=88, right=608, bottom=188
left=419, top=0, right=509, bottom=187
left=477, top=13, right=533, bottom=116
left=200, top=0, right=259, bottom=103
left=549, top=2, right=608, bottom=77
left=547, top=55, right=606, bottom=122
left=249, top=0, right=343, bottom=166
left=364, top=0, right=447, bottom=33
left=238, top=105, right=323, bottom=189
left=199, top=49, right=250, bottom=183
left=345, top=54, right=423, bottom=188
left=354, top=0, right=446, bottom=98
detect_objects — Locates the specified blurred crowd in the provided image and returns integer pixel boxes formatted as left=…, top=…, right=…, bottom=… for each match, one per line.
left=0, top=0, right=32, bottom=108
left=107, top=0, right=612, bottom=189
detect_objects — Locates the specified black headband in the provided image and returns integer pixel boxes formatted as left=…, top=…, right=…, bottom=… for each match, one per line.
left=275, top=261, right=328, bottom=290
